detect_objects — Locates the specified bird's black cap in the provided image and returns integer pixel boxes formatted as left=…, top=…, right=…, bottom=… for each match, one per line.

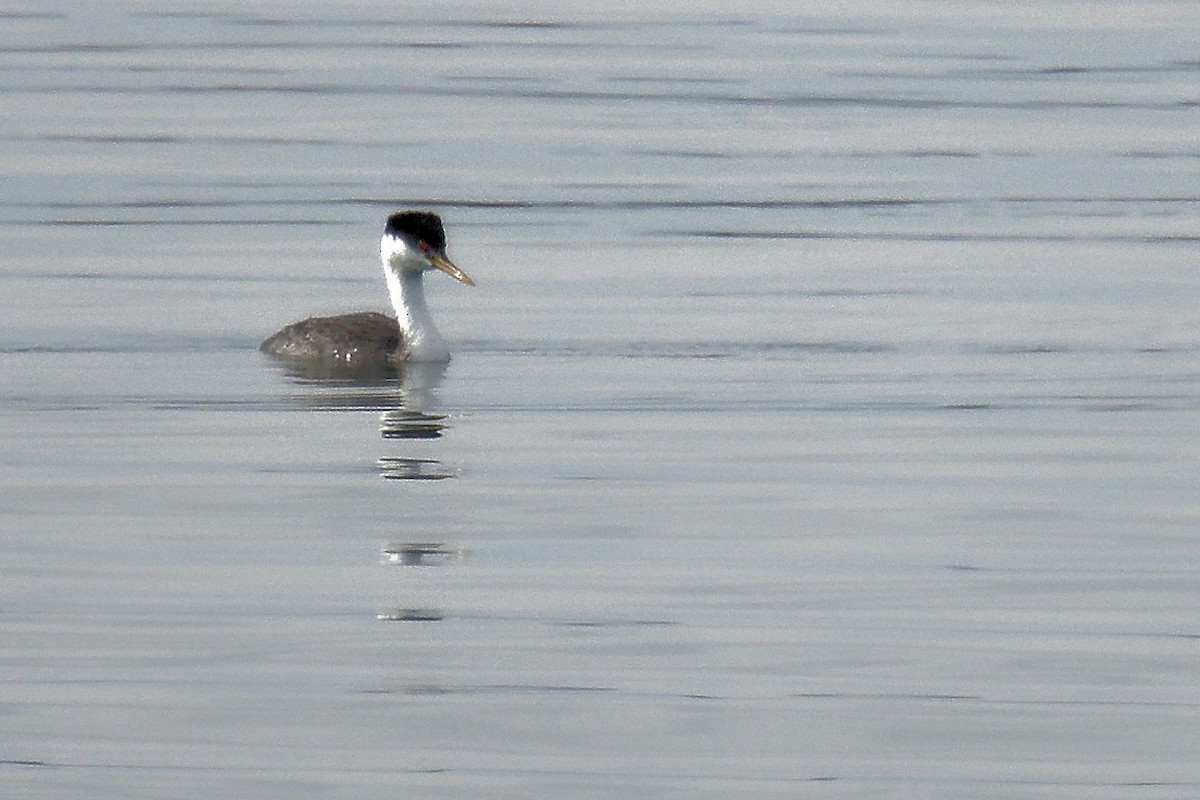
left=385, top=211, right=447, bottom=250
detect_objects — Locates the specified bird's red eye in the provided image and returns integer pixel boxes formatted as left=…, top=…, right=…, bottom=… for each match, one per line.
left=418, top=240, right=430, bottom=251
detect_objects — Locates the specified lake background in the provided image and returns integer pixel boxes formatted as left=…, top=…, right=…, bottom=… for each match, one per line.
left=2, top=2, right=1198, bottom=797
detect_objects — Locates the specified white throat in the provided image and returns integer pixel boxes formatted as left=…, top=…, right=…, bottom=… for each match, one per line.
left=383, top=263, right=450, bottom=362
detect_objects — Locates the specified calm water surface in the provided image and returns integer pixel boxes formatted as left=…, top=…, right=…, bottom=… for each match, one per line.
left=2, top=2, right=1199, bottom=798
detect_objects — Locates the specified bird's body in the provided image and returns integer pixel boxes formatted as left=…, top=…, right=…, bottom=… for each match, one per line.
left=259, top=311, right=401, bottom=365
left=261, top=211, right=474, bottom=367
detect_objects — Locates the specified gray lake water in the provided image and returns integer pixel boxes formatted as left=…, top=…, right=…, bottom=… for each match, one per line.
left=2, top=2, right=1199, bottom=798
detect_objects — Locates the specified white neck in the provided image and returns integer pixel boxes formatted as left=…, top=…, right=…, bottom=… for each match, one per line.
left=384, top=262, right=451, bottom=362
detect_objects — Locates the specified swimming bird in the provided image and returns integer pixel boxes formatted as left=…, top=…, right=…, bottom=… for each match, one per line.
left=261, top=211, right=475, bottom=365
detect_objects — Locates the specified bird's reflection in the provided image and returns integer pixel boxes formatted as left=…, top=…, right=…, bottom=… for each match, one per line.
left=272, top=357, right=449, bottom=413
left=375, top=363, right=462, bottom=622
left=379, top=361, right=450, bottom=439
left=377, top=361, right=457, bottom=481
left=377, top=456, right=457, bottom=480
left=274, top=355, right=393, bottom=383
left=381, top=541, right=468, bottom=567
left=269, top=357, right=466, bottom=622
left=273, top=358, right=457, bottom=470
left=273, top=356, right=403, bottom=410
left=380, top=411, right=448, bottom=439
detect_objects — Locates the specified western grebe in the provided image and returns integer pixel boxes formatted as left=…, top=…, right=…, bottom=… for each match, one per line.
left=260, top=211, right=474, bottom=365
